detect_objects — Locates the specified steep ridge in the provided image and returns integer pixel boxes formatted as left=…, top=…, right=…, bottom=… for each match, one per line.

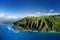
left=13, top=15, right=60, bottom=32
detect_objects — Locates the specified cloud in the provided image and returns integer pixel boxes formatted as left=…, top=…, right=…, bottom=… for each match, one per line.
left=7, top=16, right=18, bottom=19
left=27, top=14, right=35, bottom=16
left=25, top=12, right=43, bottom=17
left=24, top=12, right=60, bottom=17
left=0, top=11, right=59, bottom=18
left=23, top=9, right=59, bottom=17
left=49, top=9, right=54, bottom=12
left=46, top=13, right=60, bottom=15
left=0, top=14, right=18, bottom=19
left=0, top=14, right=5, bottom=17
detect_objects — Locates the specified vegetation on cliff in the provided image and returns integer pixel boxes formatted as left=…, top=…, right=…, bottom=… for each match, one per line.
left=13, top=15, right=60, bottom=32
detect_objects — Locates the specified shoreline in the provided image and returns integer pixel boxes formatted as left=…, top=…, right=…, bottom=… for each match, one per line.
left=13, top=28, right=60, bottom=33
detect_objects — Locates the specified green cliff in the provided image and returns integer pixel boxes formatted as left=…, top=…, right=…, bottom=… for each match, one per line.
left=13, top=15, right=60, bottom=32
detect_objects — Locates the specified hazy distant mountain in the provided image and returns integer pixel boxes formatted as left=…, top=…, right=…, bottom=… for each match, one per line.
left=0, top=14, right=21, bottom=24
left=13, top=15, right=60, bottom=32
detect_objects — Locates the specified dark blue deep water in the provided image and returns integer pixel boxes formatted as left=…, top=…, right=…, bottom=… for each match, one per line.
left=0, top=24, right=60, bottom=40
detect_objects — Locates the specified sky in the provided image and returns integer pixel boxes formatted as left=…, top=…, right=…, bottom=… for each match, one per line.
left=0, top=0, right=60, bottom=18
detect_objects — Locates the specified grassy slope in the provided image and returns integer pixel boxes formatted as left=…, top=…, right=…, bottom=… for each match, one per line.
left=13, top=15, right=60, bottom=32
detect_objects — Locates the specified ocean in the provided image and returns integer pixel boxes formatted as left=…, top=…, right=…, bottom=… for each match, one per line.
left=0, top=24, right=60, bottom=40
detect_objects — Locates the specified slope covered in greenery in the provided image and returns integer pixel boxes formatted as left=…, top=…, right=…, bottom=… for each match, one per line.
left=13, top=15, right=60, bottom=32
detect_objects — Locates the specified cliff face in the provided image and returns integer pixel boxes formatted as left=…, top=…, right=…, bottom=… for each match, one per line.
left=13, top=15, right=60, bottom=32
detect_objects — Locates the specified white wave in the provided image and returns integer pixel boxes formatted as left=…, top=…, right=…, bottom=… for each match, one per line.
left=7, top=26, right=19, bottom=33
